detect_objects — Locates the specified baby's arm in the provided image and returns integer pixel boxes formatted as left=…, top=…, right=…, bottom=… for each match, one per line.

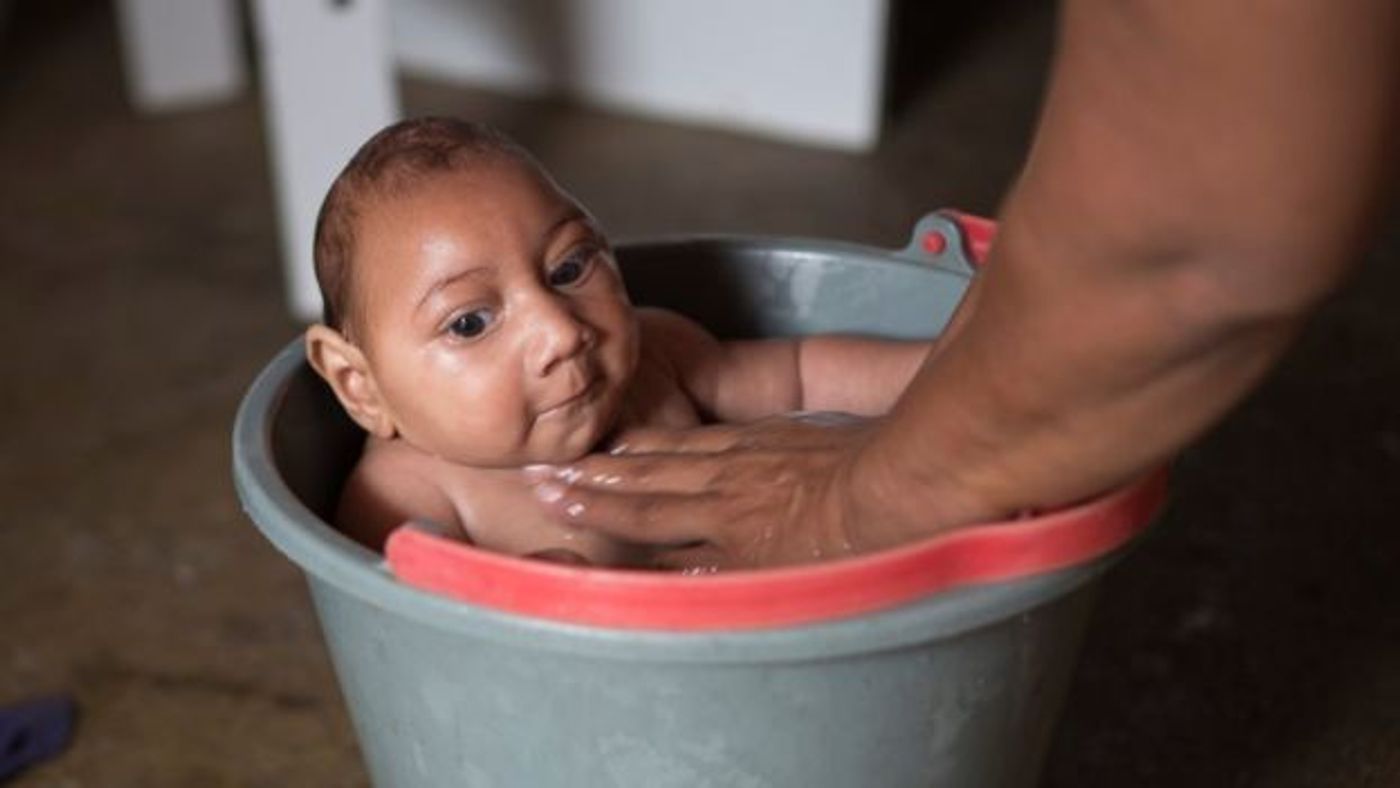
left=640, top=308, right=929, bottom=422
left=340, top=446, right=611, bottom=565
left=336, top=447, right=459, bottom=552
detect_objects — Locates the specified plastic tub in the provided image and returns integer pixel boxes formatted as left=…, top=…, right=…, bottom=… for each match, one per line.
left=233, top=212, right=1167, bottom=787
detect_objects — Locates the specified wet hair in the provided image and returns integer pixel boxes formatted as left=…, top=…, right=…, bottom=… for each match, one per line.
left=312, top=117, right=537, bottom=333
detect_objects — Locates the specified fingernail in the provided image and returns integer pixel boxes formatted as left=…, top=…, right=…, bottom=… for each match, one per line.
left=564, top=502, right=586, bottom=519
left=557, top=466, right=583, bottom=484
left=522, top=464, right=557, bottom=482
left=608, top=443, right=630, bottom=456
left=533, top=481, right=566, bottom=503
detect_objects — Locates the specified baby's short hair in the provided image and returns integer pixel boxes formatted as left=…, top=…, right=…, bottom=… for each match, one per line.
left=313, top=117, right=535, bottom=332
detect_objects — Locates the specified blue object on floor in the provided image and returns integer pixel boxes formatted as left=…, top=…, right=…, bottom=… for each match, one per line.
left=0, top=696, right=76, bottom=781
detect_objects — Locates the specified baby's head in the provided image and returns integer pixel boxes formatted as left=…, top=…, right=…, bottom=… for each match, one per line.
left=305, top=117, right=639, bottom=467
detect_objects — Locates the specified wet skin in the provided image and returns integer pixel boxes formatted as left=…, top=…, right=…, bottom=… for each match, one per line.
left=308, top=160, right=701, bottom=564
left=307, top=158, right=930, bottom=567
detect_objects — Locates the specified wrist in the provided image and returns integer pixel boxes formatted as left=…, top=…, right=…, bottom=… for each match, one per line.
left=840, top=435, right=1001, bottom=552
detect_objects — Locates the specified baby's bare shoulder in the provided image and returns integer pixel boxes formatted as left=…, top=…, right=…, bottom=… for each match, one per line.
left=636, top=305, right=707, bottom=336
left=336, top=439, right=459, bottom=549
left=635, top=307, right=722, bottom=367
left=633, top=306, right=735, bottom=418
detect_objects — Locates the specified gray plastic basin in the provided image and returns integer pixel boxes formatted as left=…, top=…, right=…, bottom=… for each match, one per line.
left=233, top=216, right=1161, bottom=787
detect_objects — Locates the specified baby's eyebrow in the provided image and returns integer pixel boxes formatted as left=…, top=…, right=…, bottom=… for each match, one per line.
left=415, top=266, right=490, bottom=313
left=541, top=208, right=589, bottom=242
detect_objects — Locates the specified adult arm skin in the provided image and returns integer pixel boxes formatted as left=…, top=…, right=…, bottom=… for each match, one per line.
left=526, top=0, right=1400, bottom=567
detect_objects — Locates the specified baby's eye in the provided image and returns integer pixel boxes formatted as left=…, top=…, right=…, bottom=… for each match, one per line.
left=547, top=247, right=598, bottom=289
left=448, top=309, right=494, bottom=339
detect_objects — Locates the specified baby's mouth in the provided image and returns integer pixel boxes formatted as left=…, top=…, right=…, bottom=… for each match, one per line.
left=538, top=377, right=599, bottom=418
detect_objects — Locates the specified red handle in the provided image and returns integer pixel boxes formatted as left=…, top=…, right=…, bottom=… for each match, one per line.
left=943, top=210, right=997, bottom=265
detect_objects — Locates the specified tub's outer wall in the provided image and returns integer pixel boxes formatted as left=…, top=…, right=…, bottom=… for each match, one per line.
left=310, top=577, right=1098, bottom=788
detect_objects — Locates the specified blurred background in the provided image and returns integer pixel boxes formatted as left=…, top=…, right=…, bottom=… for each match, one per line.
left=1, top=1, right=1396, bottom=785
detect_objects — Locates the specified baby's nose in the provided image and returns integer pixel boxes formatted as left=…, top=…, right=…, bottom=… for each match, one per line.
left=527, top=294, right=594, bottom=376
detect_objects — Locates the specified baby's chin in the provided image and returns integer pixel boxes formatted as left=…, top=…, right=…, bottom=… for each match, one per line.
left=411, top=431, right=595, bottom=469
left=524, top=395, right=626, bottom=464
left=527, top=424, right=613, bottom=465
left=428, top=419, right=614, bottom=469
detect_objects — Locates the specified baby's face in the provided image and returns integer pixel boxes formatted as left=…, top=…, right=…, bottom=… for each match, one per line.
left=352, top=160, right=638, bottom=466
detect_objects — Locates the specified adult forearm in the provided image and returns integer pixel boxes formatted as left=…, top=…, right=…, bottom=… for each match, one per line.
left=856, top=232, right=1306, bottom=536
left=851, top=0, right=1398, bottom=542
left=525, top=0, right=1396, bottom=568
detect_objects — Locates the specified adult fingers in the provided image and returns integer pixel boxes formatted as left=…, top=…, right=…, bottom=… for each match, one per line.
left=607, top=415, right=866, bottom=457
left=530, top=483, right=719, bottom=546
left=605, top=423, right=748, bottom=455
left=523, top=451, right=731, bottom=495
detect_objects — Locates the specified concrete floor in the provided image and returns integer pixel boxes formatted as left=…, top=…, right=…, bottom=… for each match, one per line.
left=2, top=2, right=1396, bottom=786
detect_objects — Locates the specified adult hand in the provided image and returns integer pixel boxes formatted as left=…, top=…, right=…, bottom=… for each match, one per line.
left=522, top=413, right=956, bottom=570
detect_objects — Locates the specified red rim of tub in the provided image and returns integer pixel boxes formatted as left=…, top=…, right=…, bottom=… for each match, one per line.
left=384, top=212, right=1164, bottom=630
left=385, top=467, right=1168, bottom=631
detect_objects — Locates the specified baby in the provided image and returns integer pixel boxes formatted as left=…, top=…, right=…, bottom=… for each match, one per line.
left=306, top=117, right=931, bottom=568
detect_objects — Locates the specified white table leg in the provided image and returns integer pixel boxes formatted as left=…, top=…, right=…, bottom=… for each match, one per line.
left=251, top=0, right=400, bottom=321
left=114, top=0, right=246, bottom=110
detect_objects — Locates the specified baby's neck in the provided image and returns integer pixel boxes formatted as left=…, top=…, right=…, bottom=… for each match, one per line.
left=366, top=432, right=609, bottom=472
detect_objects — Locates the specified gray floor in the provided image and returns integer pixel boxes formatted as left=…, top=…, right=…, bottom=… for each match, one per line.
left=2, top=2, right=1396, bottom=786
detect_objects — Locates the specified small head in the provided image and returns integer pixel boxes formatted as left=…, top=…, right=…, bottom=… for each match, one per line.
left=305, top=118, right=639, bottom=467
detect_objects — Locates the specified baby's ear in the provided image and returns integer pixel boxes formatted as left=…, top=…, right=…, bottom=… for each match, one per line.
left=304, top=325, right=397, bottom=438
